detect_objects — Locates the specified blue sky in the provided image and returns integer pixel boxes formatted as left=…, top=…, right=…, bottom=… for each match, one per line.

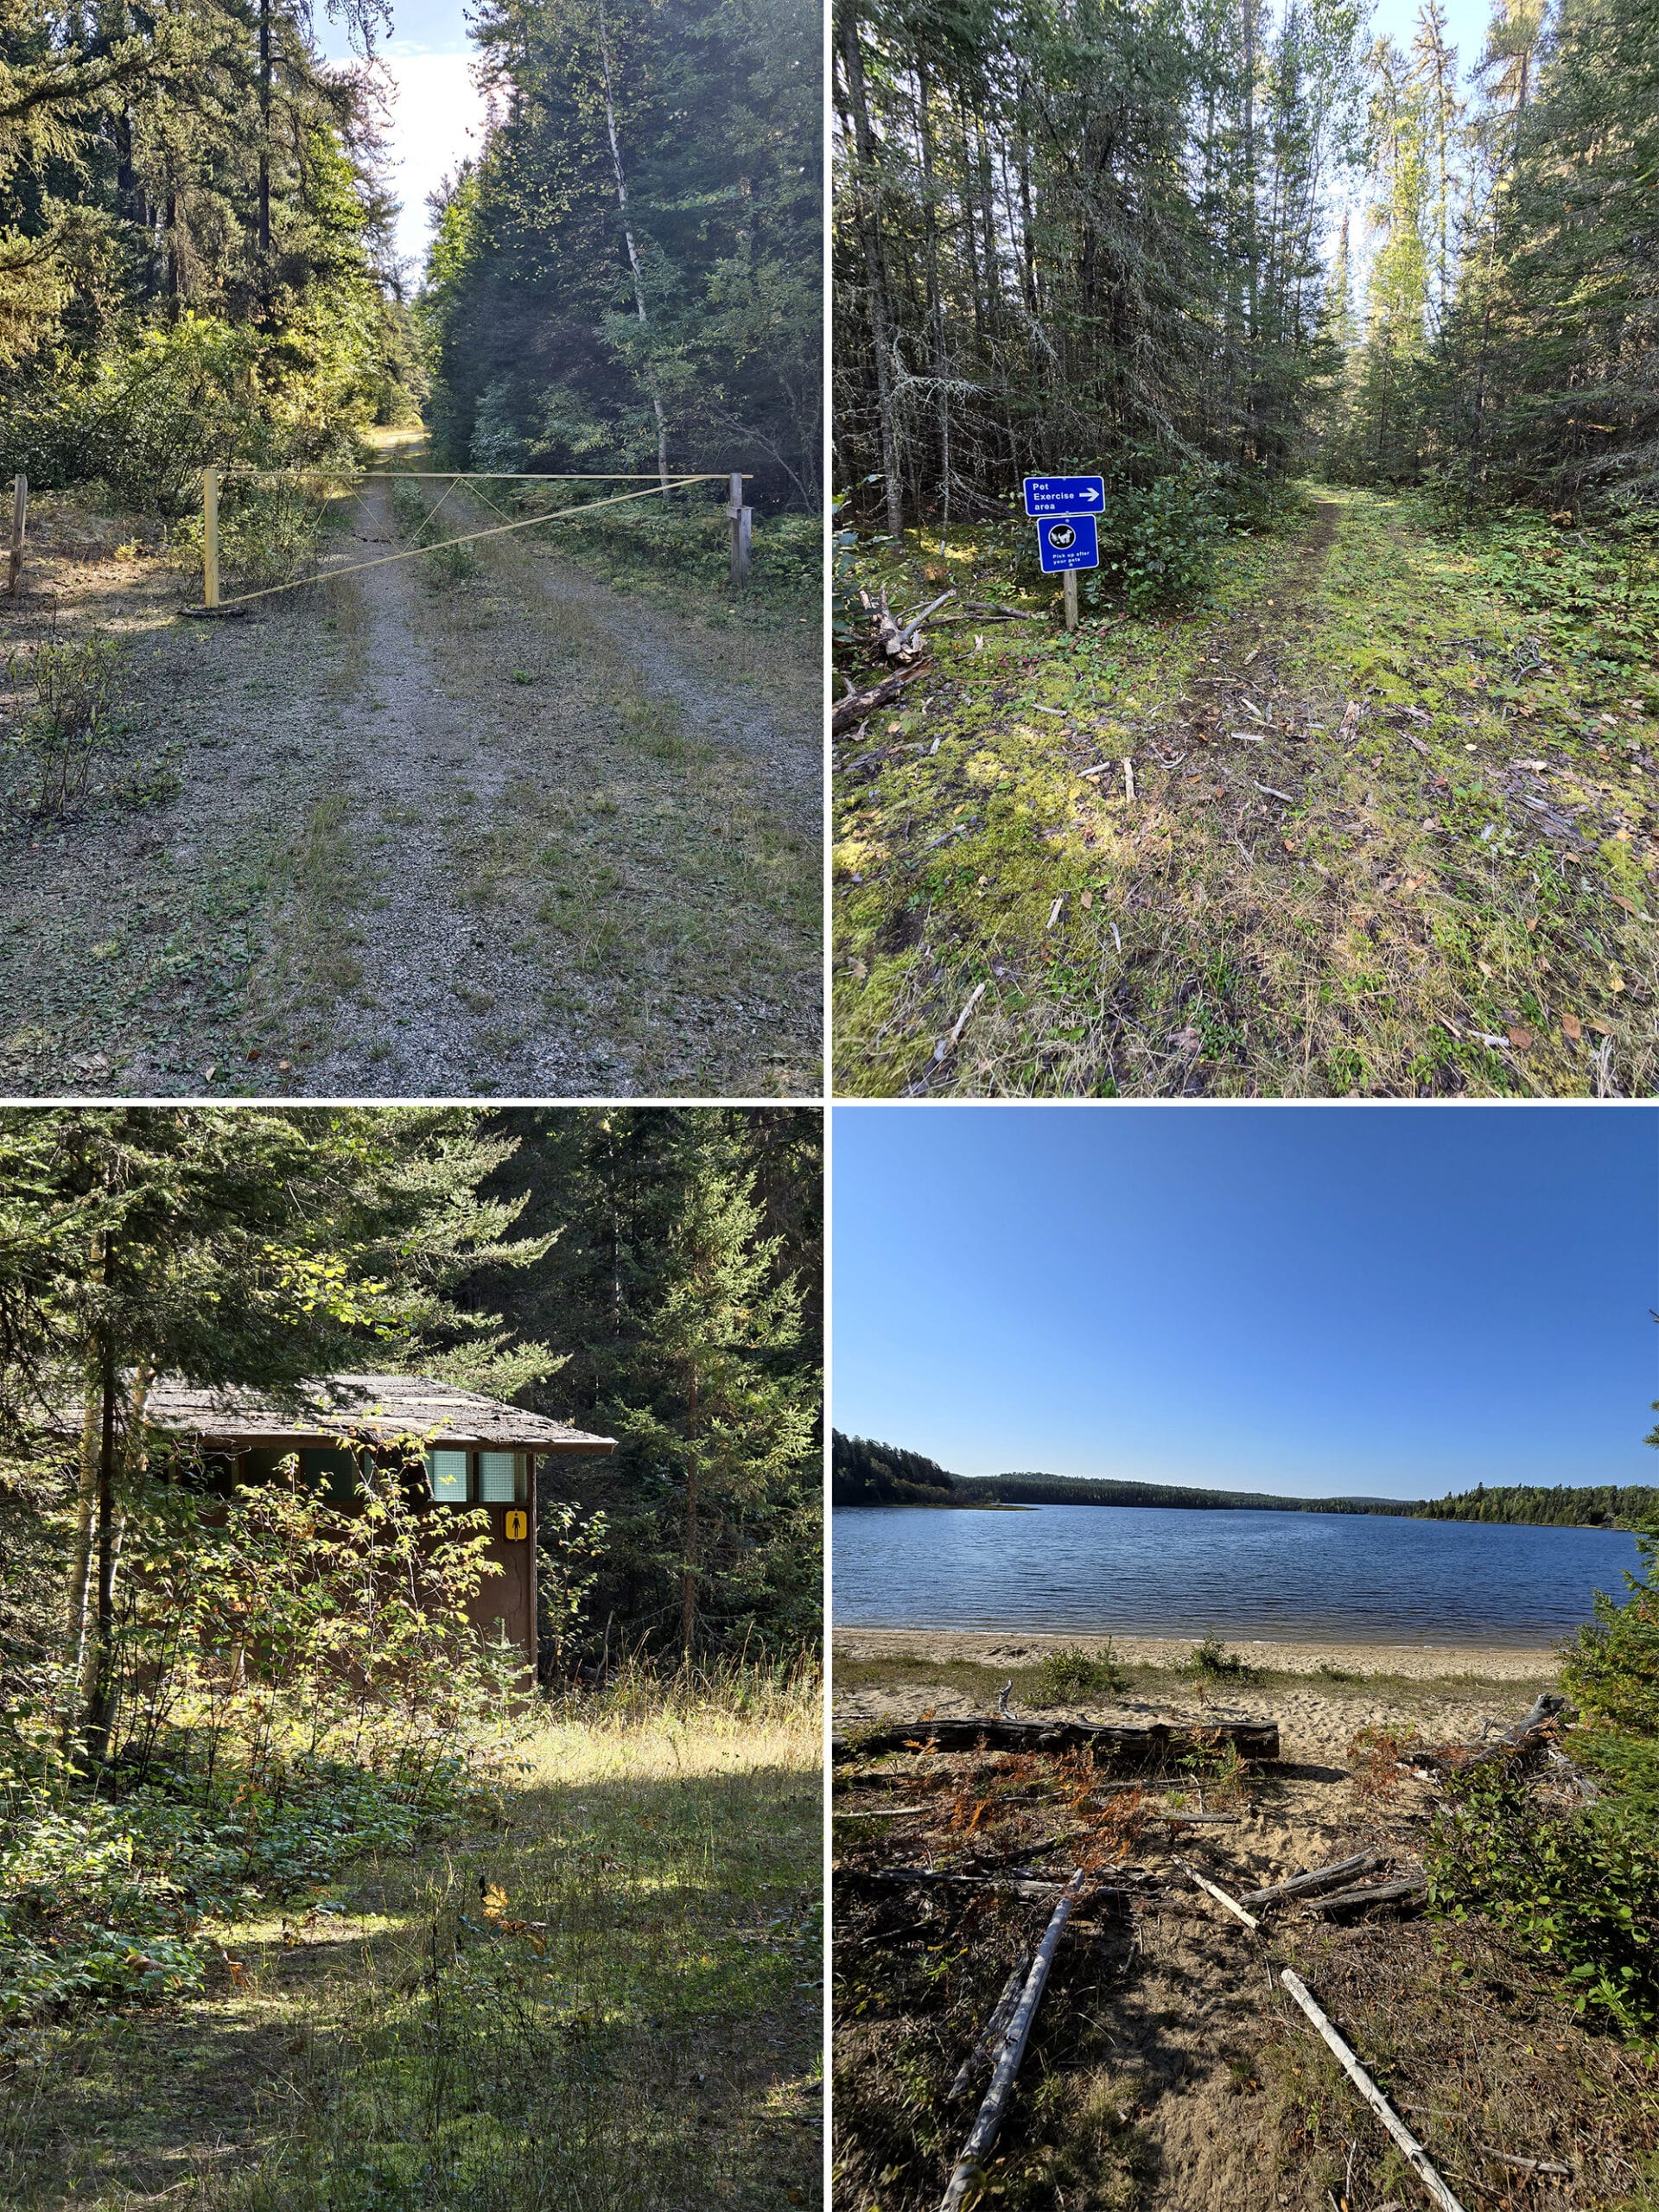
left=316, top=0, right=1499, bottom=283
left=831, top=1108, right=1659, bottom=1501
left=317, top=0, right=485, bottom=273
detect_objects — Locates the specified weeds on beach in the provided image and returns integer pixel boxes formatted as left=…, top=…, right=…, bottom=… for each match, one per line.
left=1030, top=1643, right=1128, bottom=1704
left=1184, top=1634, right=1257, bottom=1682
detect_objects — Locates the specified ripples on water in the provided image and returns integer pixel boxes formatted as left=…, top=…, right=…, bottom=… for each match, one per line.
left=832, top=1503, right=1642, bottom=1645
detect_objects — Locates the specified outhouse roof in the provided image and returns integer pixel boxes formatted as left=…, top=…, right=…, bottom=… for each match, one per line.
left=137, top=1371, right=616, bottom=1453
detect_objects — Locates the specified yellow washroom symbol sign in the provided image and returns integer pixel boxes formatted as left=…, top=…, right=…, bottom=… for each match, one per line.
left=505, top=1510, right=528, bottom=1541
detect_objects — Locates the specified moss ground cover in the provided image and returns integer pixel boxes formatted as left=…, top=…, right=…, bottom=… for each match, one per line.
left=833, top=489, right=1658, bottom=1096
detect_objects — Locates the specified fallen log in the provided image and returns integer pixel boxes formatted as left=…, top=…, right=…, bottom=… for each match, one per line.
left=889, top=588, right=955, bottom=654
left=838, top=1866, right=1137, bottom=1904
left=831, top=658, right=931, bottom=735
left=940, top=1870, right=1090, bottom=2211
left=1478, top=2145, right=1571, bottom=2180
left=1174, top=1859, right=1259, bottom=1930
left=836, top=1804, right=930, bottom=1818
left=832, top=1716, right=1279, bottom=1764
left=1238, top=1852, right=1385, bottom=1910
left=1281, top=1969, right=1469, bottom=2212
left=948, top=1955, right=1030, bottom=2099
left=1411, top=1693, right=1569, bottom=1776
left=1303, top=1874, right=1426, bottom=1918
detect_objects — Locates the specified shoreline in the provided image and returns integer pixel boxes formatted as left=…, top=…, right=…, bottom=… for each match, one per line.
left=833, top=1624, right=1563, bottom=1681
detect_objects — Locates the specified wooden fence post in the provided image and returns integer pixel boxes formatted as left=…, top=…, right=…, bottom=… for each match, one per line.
left=7, top=474, right=25, bottom=599
left=728, top=468, right=752, bottom=588
left=202, top=467, right=219, bottom=608
left=1063, top=569, right=1078, bottom=632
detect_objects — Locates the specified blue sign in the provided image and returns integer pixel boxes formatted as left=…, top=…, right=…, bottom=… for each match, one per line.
left=1036, top=514, right=1098, bottom=573
left=1023, top=474, right=1105, bottom=517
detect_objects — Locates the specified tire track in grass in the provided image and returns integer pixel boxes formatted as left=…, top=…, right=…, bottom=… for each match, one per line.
left=0, top=474, right=821, bottom=1096
left=834, top=491, right=1656, bottom=1097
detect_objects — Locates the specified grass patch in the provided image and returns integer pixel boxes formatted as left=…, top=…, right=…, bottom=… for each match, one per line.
left=833, top=488, right=1658, bottom=1096
left=1, top=1666, right=821, bottom=2212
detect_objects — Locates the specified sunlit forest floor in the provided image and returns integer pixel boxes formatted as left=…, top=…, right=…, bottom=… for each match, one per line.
left=0, top=1707, right=822, bottom=2212
left=832, top=486, right=1658, bottom=1096
left=0, top=436, right=821, bottom=1098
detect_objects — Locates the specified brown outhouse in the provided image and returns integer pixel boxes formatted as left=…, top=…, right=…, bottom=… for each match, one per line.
left=137, top=1371, right=615, bottom=1673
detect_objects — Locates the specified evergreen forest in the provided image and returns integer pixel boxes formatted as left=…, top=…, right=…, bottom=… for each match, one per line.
left=832, top=1430, right=1659, bottom=1527
left=1, top=0, right=821, bottom=506
left=835, top=0, right=1655, bottom=527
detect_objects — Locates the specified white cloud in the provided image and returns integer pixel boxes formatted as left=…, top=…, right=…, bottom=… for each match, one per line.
left=373, top=46, right=488, bottom=276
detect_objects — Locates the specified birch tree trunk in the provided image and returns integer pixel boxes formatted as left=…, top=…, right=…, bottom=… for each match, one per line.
left=596, top=0, right=671, bottom=490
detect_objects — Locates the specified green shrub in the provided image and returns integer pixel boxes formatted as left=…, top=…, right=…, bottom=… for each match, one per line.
left=0, top=1452, right=524, bottom=2035
left=1105, top=473, right=1225, bottom=611
left=1, top=633, right=124, bottom=817
left=0, top=1752, right=486, bottom=2027
left=1184, top=1633, right=1255, bottom=1681
left=1562, top=1521, right=1659, bottom=1738
left=0, top=314, right=367, bottom=515
left=1207, top=462, right=1302, bottom=537
left=1426, top=1510, right=1659, bottom=2040
left=1427, top=1759, right=1659, bottom=2040
left=1030, top=1643, right=1126, bottom=1704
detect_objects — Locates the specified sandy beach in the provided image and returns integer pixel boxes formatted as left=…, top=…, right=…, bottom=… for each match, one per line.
left=831, top=1624, right=1602, bottom=2209
left=835, top=1623, right=1558, bottom=1678
left=832, top=1624, right=1564, bottom=1854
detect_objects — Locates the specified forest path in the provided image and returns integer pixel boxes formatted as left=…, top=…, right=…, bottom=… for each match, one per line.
left=0, top=474, right=820, bottom=1097
left=834, top=486, right=1658, bottom=1097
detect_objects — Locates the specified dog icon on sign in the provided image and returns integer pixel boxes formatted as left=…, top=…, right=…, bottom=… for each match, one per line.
left=505, top=1510, right=528, bottom=1541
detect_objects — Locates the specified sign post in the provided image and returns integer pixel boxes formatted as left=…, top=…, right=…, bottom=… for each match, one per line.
left=1024, top=476, right=1103, bottom=631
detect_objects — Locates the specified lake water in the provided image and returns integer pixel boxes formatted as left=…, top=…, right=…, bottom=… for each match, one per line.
left=832, top=1504, right=1643, bottom=1645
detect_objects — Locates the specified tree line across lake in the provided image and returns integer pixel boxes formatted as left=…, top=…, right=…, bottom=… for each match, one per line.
left=832, top=1433, right=1657, bottom=1529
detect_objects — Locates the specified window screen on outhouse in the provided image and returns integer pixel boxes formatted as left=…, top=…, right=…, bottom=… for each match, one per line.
left=428, top=1449, right=468, bottom=1503
left=479, top=1451, right=519, bottom=1503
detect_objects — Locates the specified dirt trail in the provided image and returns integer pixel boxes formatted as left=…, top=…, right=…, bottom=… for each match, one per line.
left=836, top=486, right=1659, bottom=1098
left=488, top=493, right=821, bottom=836
left=0, top=474, right=820, bottom=1096
left=285, top=479, right=611, bottom=1097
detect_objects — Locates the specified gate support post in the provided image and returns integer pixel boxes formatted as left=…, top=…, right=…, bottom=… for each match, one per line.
left=728, top=469, right=752, bottom=588
left=202, top=467, right=219, bottom=608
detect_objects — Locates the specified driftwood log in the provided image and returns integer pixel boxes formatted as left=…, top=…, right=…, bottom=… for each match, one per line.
left=1303, top=1873, right=1426, bottom=1918
left=832, top=1716, right=1279, bottom=1764
left=1174, top=1859, right=1259, bottom=1930
left=1237, top=1852, right=1386, bottom=1910
left=839, top=1866, right=1138, bottom=1905
left=939, top=1869, right=1090, bottom=2211
left=1412, top=1692, right=1568, bottom=1777
left=832, top=658, right=931, bottom=734
left=1281, top=1970, right=1469, bottom=2212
